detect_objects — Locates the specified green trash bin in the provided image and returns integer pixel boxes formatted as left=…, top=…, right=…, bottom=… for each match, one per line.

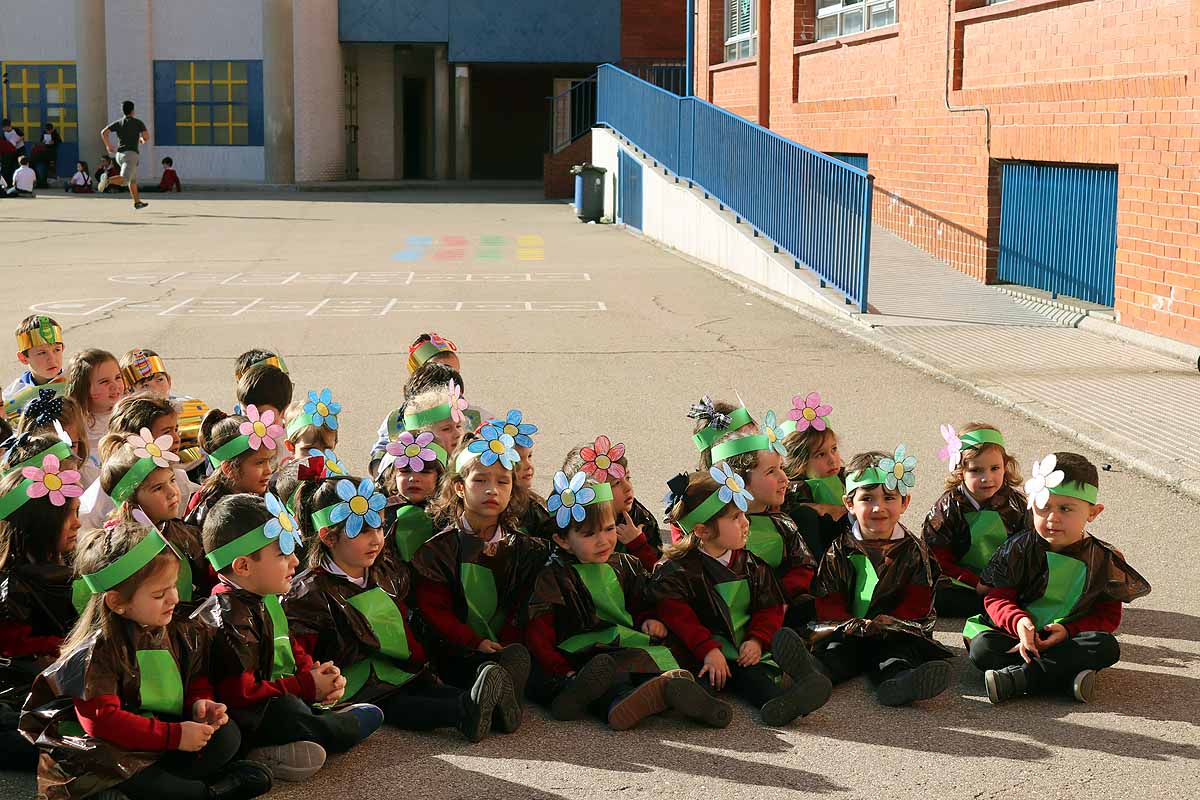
left=571, top=164, right=606, bottom=223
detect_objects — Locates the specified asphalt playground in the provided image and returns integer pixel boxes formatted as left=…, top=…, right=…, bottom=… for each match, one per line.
left=0, top=189, right=1196, bottom=798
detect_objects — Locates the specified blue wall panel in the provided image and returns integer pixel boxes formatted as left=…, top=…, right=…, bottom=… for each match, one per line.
left=339, top=0, right=621, bottom=62
left=340, top=0, right=449, bottom=43
left=618, top=149, right=643, bottom=230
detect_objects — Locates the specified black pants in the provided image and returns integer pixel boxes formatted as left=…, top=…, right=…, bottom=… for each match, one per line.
left=380, top=680, right=465, bottom=731
left=814, top=636, right=937, bottom=686
left=116, top=718, right=242, bottom=800
left=968, top=630, right=1120, bottom=695
left=531, top=668, right=659, bottom=720
left=436, top=648, right=506, bottom=690
left=0, top=702, right=37, bottom=771
left=236, top=693, right=363, bottom=754
left=725, top=662, right=788, bottom=708
left=935, top=585, right=985, bottom=618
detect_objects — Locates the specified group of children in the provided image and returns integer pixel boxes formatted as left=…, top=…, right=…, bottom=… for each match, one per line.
left=2, top=156, right=183, bottom=197
left=0, top=317, right=1153, bottom=800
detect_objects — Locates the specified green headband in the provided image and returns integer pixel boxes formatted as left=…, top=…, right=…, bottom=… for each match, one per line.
left=208, top=434, right=252, bottom=468
left=110, top=458, right=162, bottom=505
left=677, top=488, right=731, bottom=535
left=412, top=341, right=446, bottom=367
left=404, top=403, right=453, bottom=431
left=710, top=434, right=772, bottom=463
left=959, top=429, right=1006, bottom=451
left=206, top=520, right=276, bottom=571
left=81, top=528, right=171, bottom=594
left=0, top=479, right=35, bottom=520
left=845, top=466, right=891, bottom=494
left=692, top=407, right=753, bottom=452
left=286, top=414, right=315, bottom=438
left=4, top=440, right=72, bottom=476
left=428, top=442, right=449, bottom=467
left=1049, top=480, right=1099, bottom=505
left=587, top=481, right=614, bottom=505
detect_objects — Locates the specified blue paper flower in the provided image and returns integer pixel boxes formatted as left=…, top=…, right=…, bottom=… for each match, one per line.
left=878, top=444, right=917, bottom=497
left=488, top=409, right=538, bottom=449
left=309, top=448, right=346, bottom=478
left=762, top=410, right=788, bottom=456
left=304, top=388, right=341, bottom=430
left=264, top=492, right=302, bottom=556
left=466, top=425, right=521, bottom=470
left=709, top=462, right=753, bottom=512
left=329, top=478, right=387, bottom=538
left=546, top=471, right=597, bottom=529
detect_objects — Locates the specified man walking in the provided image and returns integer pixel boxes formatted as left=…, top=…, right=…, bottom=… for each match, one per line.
left=100, top=100, right=150, bottom=209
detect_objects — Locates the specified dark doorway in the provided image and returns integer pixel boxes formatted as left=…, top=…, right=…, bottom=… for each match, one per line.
left=470, top=65, right=562, bottom=180
left=403, top=77, right=426, bottom=178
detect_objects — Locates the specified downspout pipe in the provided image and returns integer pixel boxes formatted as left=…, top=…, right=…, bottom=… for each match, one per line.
left=685, top=0, right=695, bottom=97
left=945, top=0, right=990, bottom=151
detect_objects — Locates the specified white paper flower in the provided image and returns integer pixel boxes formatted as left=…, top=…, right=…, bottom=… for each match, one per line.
left=1024, top=454, right=1064, bottom=510
left=127, top=427, right=180, bottom=468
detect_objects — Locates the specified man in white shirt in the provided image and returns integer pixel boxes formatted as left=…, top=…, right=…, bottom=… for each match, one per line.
left=6, top=156, right=36, bottom=196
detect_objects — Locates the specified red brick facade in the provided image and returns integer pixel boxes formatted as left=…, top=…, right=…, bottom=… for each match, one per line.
left=697, top=0, right=1200, bottom=344
left=544, top=132, right=594, bottom=198
left=623, top=0, right=689, bottom=58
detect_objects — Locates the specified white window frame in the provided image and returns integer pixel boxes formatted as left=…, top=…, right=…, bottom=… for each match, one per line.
left=816, top=0, right=897, bottom=42
left=724, top=0, right=757, bottom=62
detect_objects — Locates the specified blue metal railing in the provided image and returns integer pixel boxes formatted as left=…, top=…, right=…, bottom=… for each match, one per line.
left=597, top=64, right=874, bottom=311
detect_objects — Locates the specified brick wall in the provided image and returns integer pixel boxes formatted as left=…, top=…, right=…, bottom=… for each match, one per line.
left=697, top=0, right=1200, bottom=344
left=622, top=0, right=688, bottom=58
left=293, top=0, right=344, bottom=182
left=543, top=132, right=593, bottom=198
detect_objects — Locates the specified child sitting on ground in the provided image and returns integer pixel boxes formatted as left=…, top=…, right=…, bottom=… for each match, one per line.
left=141, top=156, right=183, bottom=193
left=5, top=315, right=67, bottom=415
left=377, top=430, right=447, bottom=562
left=65, top=348, right=126, bottom=469
left=185, top=408, right=280, bottom=526
left=966, top=452, right=1151, bottom=705
left=779, top=393, right=847, bottom=530
left=65, top=161, right=93, bottom=193
left=808, top=447, right=953, bottom=707
left=199, top=493, right=384, bottom=781
left=923, top=423, right=1030, bottom=617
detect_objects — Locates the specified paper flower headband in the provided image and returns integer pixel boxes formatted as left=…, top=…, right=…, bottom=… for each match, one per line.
left=461, top=424, right=521, bottom=471
left=382, top=431, right=447, bottom=473
left=0, top=453, right=83, bottom=520
left=206, top=492, right=302, bottom=570
left=309, top=448, right=347, bottom=478
left=110, top=428, right=181, bottom=504
left=760, top=411, right=790, bottom=456
left=937, top=425, right=1007, bottom=471
left=208, top=405, right=284, bottom=467
left=689, top=395, right=755, bottom=452
left=312, top=478, right=387, bottom=538
left=675, top=463, right=754, bottom=534
left=1024, top=454, right=1098, bottom=510
left=581, top=435, right=625, bottom=482
left=846, top=445, right=917, bottom=497
left=787, top=392, right=832, bottom=433
left=286, top=388, right=341, bottom=437
left=488, top=410, right=537, bottom=449
left=547, top=470, right=615, bottom=529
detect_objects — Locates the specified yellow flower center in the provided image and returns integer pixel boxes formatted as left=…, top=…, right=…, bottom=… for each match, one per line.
left=252, top=421, right=268, bottom=437
left=766, top=428, right=778, bottom=444
left=893, top=463, right=906, bottom=480
left=44, top=474, right=63, bottom=492
left=489, top=439, right=506, bottom=455
left=561, top=490, right=575, bottom=506
left=803, top=407, right=817, bottom=421
left=146, top=443, right=162, bottom=458
left=405, top=444, right=422, bottom=457
left=278, top=513, right=295, bottom=532
left=329, top=460, right=344, bottom=474
left=595, top=455, right=611, bottom=470
left=349, top=495, right=370, bottom=515
left=725, top=477, right=740, bottom=493
left=504, top=423, right=519, bottom=436
left=316, top=402, right=330, bottom=416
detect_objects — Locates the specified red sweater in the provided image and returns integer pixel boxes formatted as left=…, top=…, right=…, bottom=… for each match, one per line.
left=931, top=545, right=980, bottom=588
left=158, top=167, right=182, bottom=192
left=624, top=533, right=660, bottom=572
left=74, top=676, right=215, bottom=752
left=0, top=621, right=61, bottom=659
left=814, top=583, right=934, bottom=623
left=983, top=587, right=1123, bottom=638
left=526, top=612, right=575, bottom=677
left=414, top=577, right=521, bottom=650
left=655, top=598, right=784, bottom=662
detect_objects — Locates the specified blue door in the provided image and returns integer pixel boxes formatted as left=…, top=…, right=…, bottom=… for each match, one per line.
left=998, top=162, right=1118, bottom=307
left=618, top=149, right=643, bottom=230
left=1, top=62, right=79, bottom=179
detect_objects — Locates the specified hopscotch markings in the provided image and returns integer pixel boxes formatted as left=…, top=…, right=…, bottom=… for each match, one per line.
left=31, top=298, right=607, bottom=317
left=391, top=233, right=545, bottom=262
left=108, top=272, right=589, bottom=285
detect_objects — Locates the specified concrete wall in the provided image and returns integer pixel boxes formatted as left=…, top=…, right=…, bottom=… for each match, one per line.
left=0, top=0, right=77, bottom=59
left=697, top=0, right=1200, bottom=345
left=103, top=0, right=154, bottom=169
left=151, top=0, right=261, bottom=60
left=293, top=0, right=344, bottom=181
left=348, top=44, right=395, bottom=180
left=591, top=127, right=844, bottom=316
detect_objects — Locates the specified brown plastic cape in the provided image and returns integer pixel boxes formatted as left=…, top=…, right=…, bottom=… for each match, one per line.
left=283, top=549, right=428, bottom=706
left=806, top=526, right=953, bottom=659
left=161, top=519, right=215, bottom=603
left=652, top=547, right=785, bottom=657
left=410, top=523, right=550, bottom=647
left=527, top=549, right=666, bottom=674
left=780, top=486, right=846, bottom=556
left=0, top=561, right=77, bottom=700
left=921, top=485, right=1031, bottom=570
left=19, top=618, right=210, bottom=800
left=192, top=587, right=279, bottom=728
left=746, top=512, right=819, bottom=604
left=977, top=530, right=1151, bottom=627
left=518, top=499, right=553, bottom=540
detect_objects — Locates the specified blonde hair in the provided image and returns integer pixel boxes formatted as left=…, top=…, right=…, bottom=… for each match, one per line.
left=944, top=422, right=1023, bottom=491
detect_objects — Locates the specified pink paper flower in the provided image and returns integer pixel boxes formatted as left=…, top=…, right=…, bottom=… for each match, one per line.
left=580, top=435, right=626, bottom=482
left=21, top=454, right=83, bottom=507
left=386, top=431, right=439, bottom=472
left=787, top=392, right=832, bottom=432
left=448, top=380, right=469, bottom=425
left=240, top=405, right=284, bottom=451
left=937, top=424, right=963, bottom=470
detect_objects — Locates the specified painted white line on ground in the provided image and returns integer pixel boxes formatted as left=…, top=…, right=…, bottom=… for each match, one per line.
left=107, top=272, right=589, bottom=285
left=30, top=298, right=608, bottom=316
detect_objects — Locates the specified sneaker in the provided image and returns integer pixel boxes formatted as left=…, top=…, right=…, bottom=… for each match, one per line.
left=459, top=663, right=504, bottom=742
left=983, top=664, right=1028, bottom=705
left=206, top=759, right=273, bottom=800
left=665, top=676, right=733, bottom=728
left=493, top=643, right=531, bottom=702
left=330, top=702, right=385, bottom=742
left=134, top=201, right=148, bottom=209
left=876, top=659, right=953, bottom=707
left=245, top=741, right=326, bottom=782
left=608, top=673, right=673, bottom=731
left=97, top=173, right=108, bottom=192
left=492, top=665, right=522, bottom=734
left=1072, top=669, right=1097, bottom=703
left=551, top=654, right=616, bottom=721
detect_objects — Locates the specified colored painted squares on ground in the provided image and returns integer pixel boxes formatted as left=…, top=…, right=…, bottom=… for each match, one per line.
left=392, top=234, right=545, bottom=262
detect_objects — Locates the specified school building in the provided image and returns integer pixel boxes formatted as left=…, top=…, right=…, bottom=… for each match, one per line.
left=693, top=0, right=1200, bottom=345
left=0, top=0, right=684, bottom=185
